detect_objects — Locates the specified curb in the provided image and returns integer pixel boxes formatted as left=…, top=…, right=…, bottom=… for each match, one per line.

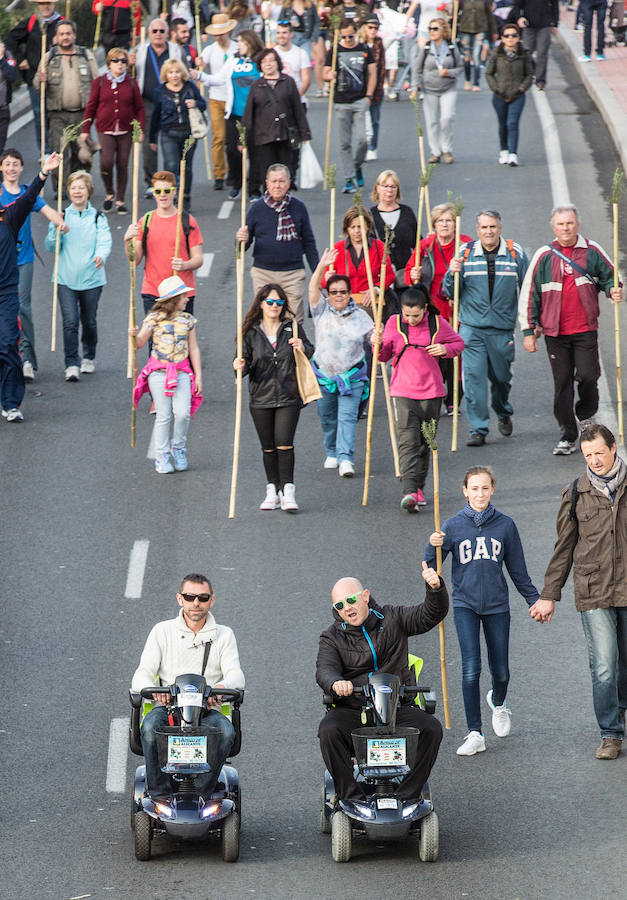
left=556, top=22, right=627, bottom=176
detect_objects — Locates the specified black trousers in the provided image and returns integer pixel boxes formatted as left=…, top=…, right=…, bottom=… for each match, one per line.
left=249, top=404, right=301, bottom=489
left=318, top=704, right=443, bottom=802
left=255, top=139, right=294, bottom=194
left=545, top=331, right=600, bottom=442
left=226, top=115, right=261, bottom=194
left=395, top=396, right=441, bottom=495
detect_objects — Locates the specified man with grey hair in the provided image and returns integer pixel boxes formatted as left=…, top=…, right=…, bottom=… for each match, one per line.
left=236, top=164, right=319, bottom=322
left=443, top=210, right=528, bottom=446
left=519, top=204, right=622, bottom=456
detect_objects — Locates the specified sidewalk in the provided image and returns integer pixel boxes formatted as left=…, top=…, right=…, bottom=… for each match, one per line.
left=557, top=5, right=627, bottom=174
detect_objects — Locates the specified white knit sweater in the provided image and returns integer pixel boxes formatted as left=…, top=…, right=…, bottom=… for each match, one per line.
left=131, top=610, right=245, bottom=692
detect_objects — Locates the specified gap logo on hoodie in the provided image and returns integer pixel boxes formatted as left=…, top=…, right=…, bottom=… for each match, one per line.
left=459, top=536, right=502, bottom=564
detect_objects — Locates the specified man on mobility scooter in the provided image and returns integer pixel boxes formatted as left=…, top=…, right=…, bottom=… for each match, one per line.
left=130, top=572, right=245, bottom=859
left=316, top=562, right=448, bottom=861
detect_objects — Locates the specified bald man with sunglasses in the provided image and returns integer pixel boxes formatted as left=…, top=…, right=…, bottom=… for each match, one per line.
left=316, top=564, right=448, bottom=804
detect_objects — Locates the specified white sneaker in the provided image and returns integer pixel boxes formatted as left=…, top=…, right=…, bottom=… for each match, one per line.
left=366, top=148, right=378, bottom=161
left=339, top=460, right=355, bottom=478
left=456, top=731, right=486, bottom=756
left=280, top=483, right=299, bottom=512
left=508, top=153, right=519, bottom=166
left=80, top=358, right=95, bottom=374
left=324, top=456, right=338, bottom=469
left=499, top=150, right=509, bottom=164
left=260, top=484, right=280, bottom=510
left=2, top=407, right=24, bottom=422
left=487, top=690, right=512, bottom=737
left=553, top=439, right=577, bottom=456
left=22, top=361, right=35, bottom=382
left=64, top=366, right=80, bottom=382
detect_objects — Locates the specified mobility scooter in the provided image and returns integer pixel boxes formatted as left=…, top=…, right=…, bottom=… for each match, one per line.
left=129, top=674, right=244, bottom=861
left=321, top=660, right=439, bottom=863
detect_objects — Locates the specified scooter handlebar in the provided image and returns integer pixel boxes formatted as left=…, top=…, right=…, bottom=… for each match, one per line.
left=134, top=685, right=245, bottom=704
left=322, top=684, right=430, bottom=704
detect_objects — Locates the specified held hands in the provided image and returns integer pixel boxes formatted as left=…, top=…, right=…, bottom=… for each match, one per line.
left=332, top=680, right=354, bottom=697
left=523, top=334, right=538, bottom=353
left=421, top=560, right=440, bottom=589
left=429, top=530, right=445, bottom=547
left=528, top=598, right=555, bottom=623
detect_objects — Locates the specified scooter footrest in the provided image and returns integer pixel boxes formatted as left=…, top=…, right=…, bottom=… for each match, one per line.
left=361, top=765, right=410, bottom=778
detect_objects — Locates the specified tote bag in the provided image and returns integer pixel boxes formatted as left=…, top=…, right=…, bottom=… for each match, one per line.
left=292, top=319, right=321, bottom=404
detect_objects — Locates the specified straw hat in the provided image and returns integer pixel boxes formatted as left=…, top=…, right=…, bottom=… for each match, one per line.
left=205, top=13, right=237, bottom=35
left=157, top=276, right=191, bottom=302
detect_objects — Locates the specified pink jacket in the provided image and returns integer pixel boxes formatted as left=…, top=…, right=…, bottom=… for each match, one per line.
left=133, top=356, right=203, bottom=415
left=378, top=313, right=464, bottom=400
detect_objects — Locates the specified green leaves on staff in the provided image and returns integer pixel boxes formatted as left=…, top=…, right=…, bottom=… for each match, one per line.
left=235, top=120, right=247, bottom=150
left=447, top=189, right=465, bottom=219
left=410, top=93, right=424, bottom=139
left=421, top=418, right=438, bottom=452
left=131, top=117, right=143, bottom=143
left=326, top=162, right=336, bottom=191
left=62, top=121, right=83, bottom=151
left=610, top=168, right=625, bottom=205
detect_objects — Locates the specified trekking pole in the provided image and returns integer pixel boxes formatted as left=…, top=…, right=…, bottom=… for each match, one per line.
left=229, top=123, right=248, bottom=518
left=172, top=137, right=196, bottom=272
left=421, top=419, right=451, bottom=729
left=128, top=121, right=142, bottom=448
left=51, top=123, right=82, bottom=352
left=327, top=163, right=336, bottom=271
left=323, top=17, right=340, bottom=191
left=413, top=163, right=435, bottom=283
left=410, top=95, right=432, bottom=232
left=39, top=31, right=47, bottom=176
left=450, top=193, right=464, bottom=452
left=611, top=168, right=624, bottom=444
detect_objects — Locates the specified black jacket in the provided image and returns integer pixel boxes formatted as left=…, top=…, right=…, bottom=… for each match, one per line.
left=242, top=319, right=314, bottom=407
left=6, top=13, right=63, bottom=85
left=509, top=0, right=559, bottom=29
left=315, top=582, right=449, bottom=708
left=241, top=74, right=311, bottom=147
left=370, top=203, right=418, bottom=272
left=485, top=43, right=534, bottom=102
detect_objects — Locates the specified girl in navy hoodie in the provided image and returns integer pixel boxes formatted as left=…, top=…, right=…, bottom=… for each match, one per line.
left=425, top=465, right=540, bottom=756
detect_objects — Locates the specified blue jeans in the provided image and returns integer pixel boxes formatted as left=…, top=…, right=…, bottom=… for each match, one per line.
left=461, top=32, right=484, bottom=86
left=148, top=370, right=192, bottom=458
left=491, top=94, right=526, bottom=154
left=160, top=130, right=197, bottom=199
left=453, top=607, right=510, bottom=733
left=580, top=607, right=627, bottom=739
left=57, top=285, right=102, bottom=368
left=317, top=383, right=363, bottom=463
left=460, top=325, right=514, bottom=436
left=369, top=99, right=382, bottom=151
left=141, top=705, right=236, bottom=797
left=0, top=292, right=25, bottom=410
left=581, top=0, right=607, bottom=55
left=18, top=261, right=37, bottom=369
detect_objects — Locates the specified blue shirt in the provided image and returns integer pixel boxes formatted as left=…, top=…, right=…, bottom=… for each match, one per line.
left=1, top=184, right=45, bottom=266
left=231, top=57, right=259, bottom=117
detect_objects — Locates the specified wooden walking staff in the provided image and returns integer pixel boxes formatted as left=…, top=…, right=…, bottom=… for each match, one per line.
left=127, top=121, right=142, bottom=447
left=410, top=96, right=433, bottom=233
left=228, top=123, right=248, bottom=518
left=362, top=223, right=394, bottom=506
left=172, top=136, right=196, bottom=271
left=130, top=1, right=140, bottom=78
left=450, top=193, right=464, bottom=451
left=323, top=18, right=340, bottom=191
left=193, top=0, right=213, bottom=181
left=451, top=0, right=460, bottom=42
left=421, top=419, right=451, bottom=729
left=93, top=7, right=103, bottom=51
left=611, top=168, right=625, bottom=444
left=413, top=163, right=435, bottom=283
left=326, top=163, right=337, bottom=272
left=39, top=31, right=47, bottom=172
left=65, top=1, right=71, bottom=19
left=51, top=123, right=82, bottom=352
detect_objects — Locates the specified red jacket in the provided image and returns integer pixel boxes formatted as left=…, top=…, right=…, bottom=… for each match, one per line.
left=83, top=72, right=145, bottom=134
left=92, top=0, right=142, bottom=36
left=322, top=237, right=395, bottom=295
left=404, top=232, right=472, bottom=320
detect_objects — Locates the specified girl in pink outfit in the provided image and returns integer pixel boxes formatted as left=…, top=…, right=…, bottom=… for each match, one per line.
left=375, top=284, right=464, bottom=512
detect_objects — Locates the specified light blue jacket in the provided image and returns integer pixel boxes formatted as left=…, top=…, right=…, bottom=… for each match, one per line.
left=45, top=202, right=112, bottom=290
left=442, top=236, right=529, bottom=331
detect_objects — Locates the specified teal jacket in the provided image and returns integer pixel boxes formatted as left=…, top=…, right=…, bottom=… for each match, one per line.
left=45, top=202, right=112, bottom=290
left=442, top=236, right=529, bottom=331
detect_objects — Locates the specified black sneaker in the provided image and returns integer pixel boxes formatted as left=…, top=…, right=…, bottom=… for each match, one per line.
left=214, top=179, right=224, bottom=191
left=355, top=167, right=364, bottom=187
left=498, top=416, right=513, bottom=436
left=466, top=433, right=486, bottom=447
left=116, top=203, right=128, bottom=215
left=228, top=187, right=240, bottom=200
left=103, top=198, right=113, bottom=212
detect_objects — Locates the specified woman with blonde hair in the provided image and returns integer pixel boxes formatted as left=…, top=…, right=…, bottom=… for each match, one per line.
left=369, top=169, right=417, bottom=273
left=410, top=17, right=462, bottom=164
left=149, top=58, right=206, bottom=209
left=44, top=171, right=112, bottom=382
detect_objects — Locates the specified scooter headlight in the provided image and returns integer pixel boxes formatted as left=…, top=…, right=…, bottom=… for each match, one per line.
left=154, top=801, right=174, bottom=818
left=402, top=802, right=419, bottom=818
left=201, top=802, right=220, bottom=818
left=353, top=801, right=375, bottom=819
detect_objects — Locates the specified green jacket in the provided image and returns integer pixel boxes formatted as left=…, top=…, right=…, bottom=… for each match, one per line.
left=485, top=43, right=533, bottom=102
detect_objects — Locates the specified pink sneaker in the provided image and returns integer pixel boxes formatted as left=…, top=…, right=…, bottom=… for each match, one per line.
left=416, top=489, right=427, bottom=506
left=400, top=493, right=419, bottom=512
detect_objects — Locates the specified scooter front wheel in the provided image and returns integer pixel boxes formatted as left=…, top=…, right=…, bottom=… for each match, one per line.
left=331, top=810, right=352, bottom=862
left=320, top=786, right=331, bottom=834
left=221, top=811, right=240, bottom=862
left=134, top=811, right=152, bottom=861
left=418, top=811, right=439, bottom=862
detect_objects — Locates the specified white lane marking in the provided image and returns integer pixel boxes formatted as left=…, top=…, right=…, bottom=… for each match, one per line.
left=106, top=717, right=130, bottom=793
left=124, top=540, right=149, bottom=599
left=7, top=110, right=33, bottom=138
left=197, top=252, right=214, bottom=279
left=532, top=88, right=570, bottom=206
left=538, top=88, right=621, bottom=443
left=218, top=200, right=234, bottom=219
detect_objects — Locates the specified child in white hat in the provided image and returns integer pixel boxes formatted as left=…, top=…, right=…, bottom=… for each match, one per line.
left=131, top=275, right=203, bottom=473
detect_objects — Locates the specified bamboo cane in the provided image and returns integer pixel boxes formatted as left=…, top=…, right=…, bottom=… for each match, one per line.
left=450, top=194, right=464, bottom=451
left=172, top=137, right=195, bottom=271
left=193, top=0, right=213, bottom=182
left=162, top=0, right=167, bottom=16
left=40, top=31, right=47, bottom=172
left=362, top=222, right=393, bottom=506
left=421, top=419, right=451, bottom=729
left=93, top=9, right=103, bottom=51
left=129, top=129, right=141, bottom=448
left=130, top=1, right=140, bottom=78
left=413, top=163, right=435, bottom=282
left=229, top=124, right=248, bottom=518
left=51, top=123, right=82, bottom=351
left=451, top=0, right=460, bottom=42
left=381, top=363, right=400, bottom=477
left=410, top=96, right=433, bottom=232
left=323, top=23, right=340, bottom=191
left=327, top=163, right=337, bottom=272
left=65, top=0, right=71, bottom=19
left=611, top=169, right=624, bottom=444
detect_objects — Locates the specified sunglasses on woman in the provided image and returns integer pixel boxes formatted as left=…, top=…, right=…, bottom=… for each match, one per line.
left=333, top=591, right=363, bottom=611
left=264, top=297, right=285, bottom=306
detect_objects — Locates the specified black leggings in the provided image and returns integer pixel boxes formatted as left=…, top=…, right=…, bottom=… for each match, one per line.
left=249, top=404, right=301, bottom=490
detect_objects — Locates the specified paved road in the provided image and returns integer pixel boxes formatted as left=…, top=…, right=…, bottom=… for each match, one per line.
left=2, top=40, right=626, bottom=900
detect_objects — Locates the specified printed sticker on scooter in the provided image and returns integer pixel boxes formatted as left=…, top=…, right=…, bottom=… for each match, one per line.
left=167, top=735, right=208, bottom=764
left=376, top=798, right=398, bottom=810
left=366, top=737, right=406, bottom=765
left=178, top=692, right=204, bottom=707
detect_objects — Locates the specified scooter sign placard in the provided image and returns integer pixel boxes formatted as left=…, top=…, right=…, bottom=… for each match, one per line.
left=167, top=735, right=207, bottom=764
left=366, top=737, right=406, bottom=766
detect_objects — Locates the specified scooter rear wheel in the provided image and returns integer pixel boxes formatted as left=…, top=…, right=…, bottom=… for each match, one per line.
left=221, top=811, right=240, bottom=862
left=331, top=810, right=352, bottom=862
left=418, top=811, right=439, bottom=862
left=134, top=811, right=152, bottom=861
left=320, top=787, right=331, bottom=834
